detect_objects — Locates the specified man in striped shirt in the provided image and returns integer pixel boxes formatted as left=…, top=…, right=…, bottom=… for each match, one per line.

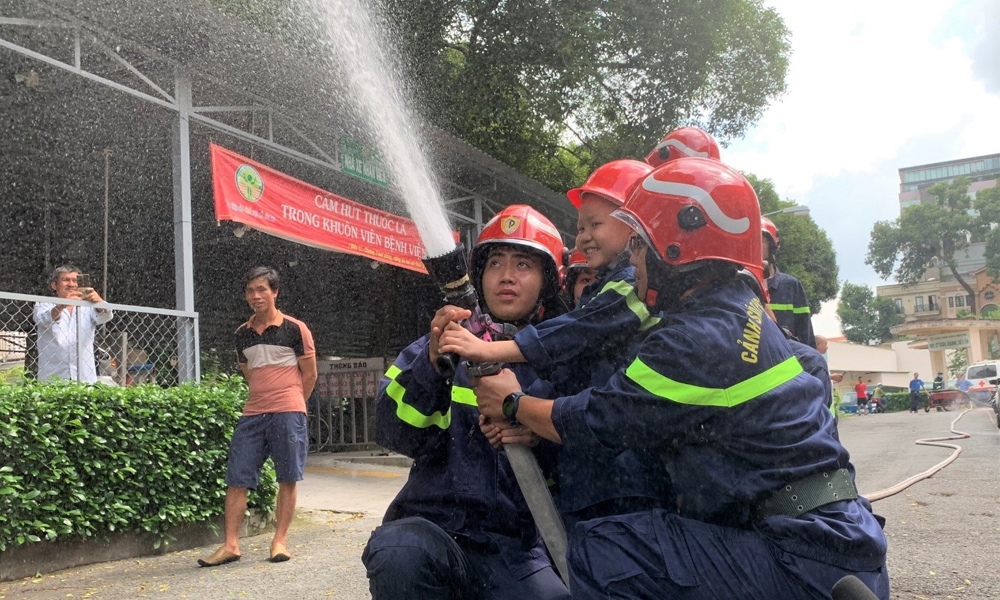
left=199, top=266, right=317, bottom=567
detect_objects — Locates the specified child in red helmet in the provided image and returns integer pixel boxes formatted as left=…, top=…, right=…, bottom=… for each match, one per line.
left=563, top=248, right=597, bottom=308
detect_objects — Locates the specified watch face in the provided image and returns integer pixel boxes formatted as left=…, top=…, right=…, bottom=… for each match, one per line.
left=503, top=392, right=521, bottom=419
left=503, top=395, right=515, bottom=418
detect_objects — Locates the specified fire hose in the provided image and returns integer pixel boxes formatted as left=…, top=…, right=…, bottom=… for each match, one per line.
left=861, top=408, right=972, bottom=502
left=423, top=245, right=570, bottom=585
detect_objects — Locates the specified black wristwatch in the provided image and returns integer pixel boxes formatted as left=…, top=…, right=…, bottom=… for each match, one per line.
left=502, top=391, right=525, bottom=420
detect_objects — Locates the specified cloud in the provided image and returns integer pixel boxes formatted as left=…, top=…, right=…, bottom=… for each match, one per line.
left=966, top=0, right=1000, bottom=93
left=719, top=0, right=1000, bottom=313
left=725, top=0, right=1000, bottom=199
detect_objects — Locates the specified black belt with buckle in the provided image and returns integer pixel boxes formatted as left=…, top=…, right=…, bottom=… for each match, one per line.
left=753, top=468, right=858, bottom=521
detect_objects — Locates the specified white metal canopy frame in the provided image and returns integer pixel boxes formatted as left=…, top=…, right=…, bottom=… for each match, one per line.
left=0, top=0, right=577, bottom=380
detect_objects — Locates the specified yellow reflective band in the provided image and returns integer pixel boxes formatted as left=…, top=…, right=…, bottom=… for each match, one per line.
left=769, top=303, right=810, bottom=315
left=624, top=356, right=804, bottom=408
left=599, top=280, right=659, bottom=330
left=451, top=386, right=477, bottom=406
left=383, top=365, right=451, bottom=429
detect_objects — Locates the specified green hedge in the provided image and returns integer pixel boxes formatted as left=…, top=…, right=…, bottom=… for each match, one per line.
left=0, top=376, right=276, bottom=551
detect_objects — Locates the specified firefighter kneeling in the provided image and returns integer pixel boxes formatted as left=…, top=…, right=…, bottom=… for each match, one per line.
left=465, top=158, right=890, bottom=599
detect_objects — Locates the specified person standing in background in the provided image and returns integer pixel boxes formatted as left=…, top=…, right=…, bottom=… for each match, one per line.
left=33, top=265, right=112, bottom=383
left=199, top=266, right=317, bottom=567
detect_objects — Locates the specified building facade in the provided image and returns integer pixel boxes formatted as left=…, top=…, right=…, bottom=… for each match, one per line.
left=878, top=154, right=1000, bottom=375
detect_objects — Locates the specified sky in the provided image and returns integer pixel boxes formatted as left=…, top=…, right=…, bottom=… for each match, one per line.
left=723, top=0, right=1000, bottom=337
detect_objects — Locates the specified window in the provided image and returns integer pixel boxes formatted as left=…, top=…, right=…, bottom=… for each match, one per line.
left=928, top=295, right=938, bottom=310
left=915, top=296, right=924, bottom=311
left=894, top=299, right=903, bottom=313
left=956, top=295, right=966, bottom=308
left=949, top=296, right=955, bottom=308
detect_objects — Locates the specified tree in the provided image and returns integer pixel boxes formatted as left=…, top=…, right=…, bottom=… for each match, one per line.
left=379, top=0, right=790, bottom=191
left=744, top=174, right=839, bottom=314
left=867, top=176, right=987, bottom=312
left=947, top=347, right=969, bottom=377
left=836, top=282, right=901, bottom=346
left=975, top=185, right=1000, bottom=279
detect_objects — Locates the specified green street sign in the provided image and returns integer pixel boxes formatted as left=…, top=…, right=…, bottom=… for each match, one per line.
left=340, top=136, right=391, bottom=189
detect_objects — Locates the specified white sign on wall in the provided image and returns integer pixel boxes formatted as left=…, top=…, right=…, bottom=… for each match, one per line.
left=927, top=332, right=971, bottom=351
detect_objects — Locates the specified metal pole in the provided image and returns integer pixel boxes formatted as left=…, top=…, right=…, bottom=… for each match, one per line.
left=172, top=70, right=197, bottom=383
left=119, top=331, right=128, bottom=386
left=103, top=149, right=111, bottom=299
left=75, top=307, right=83, bottom=382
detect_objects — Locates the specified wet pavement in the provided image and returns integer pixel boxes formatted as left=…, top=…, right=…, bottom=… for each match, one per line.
left=1, top=409, right=998, bottom=599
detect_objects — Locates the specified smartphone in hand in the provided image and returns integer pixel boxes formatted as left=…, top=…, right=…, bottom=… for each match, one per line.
left=78, top=273, right=93, bottom=297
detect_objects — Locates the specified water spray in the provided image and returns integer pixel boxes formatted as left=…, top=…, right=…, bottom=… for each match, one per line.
left=313, top=0, right=570, bottom=583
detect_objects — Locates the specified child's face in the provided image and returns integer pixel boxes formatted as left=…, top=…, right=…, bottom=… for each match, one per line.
left=572, top=268, right=598, bottom=307
left=576, top=194, right=632, bottom=271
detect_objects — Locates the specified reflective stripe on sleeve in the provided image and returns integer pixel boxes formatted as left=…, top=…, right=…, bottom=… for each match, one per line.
left=384, top=365, right=451, bottom=429
left=769, top=303, right=811, bottom=315
left=599, top=280, right=660, bottom=330
left=451, top=385, right=477, bottom=406
left=624, top=356, right=804, bottom=408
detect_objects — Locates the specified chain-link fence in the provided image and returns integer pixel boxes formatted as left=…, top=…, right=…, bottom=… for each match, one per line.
left=0, top=292, right=199, bottom=386
left=309, top=358, right=383, bottom=452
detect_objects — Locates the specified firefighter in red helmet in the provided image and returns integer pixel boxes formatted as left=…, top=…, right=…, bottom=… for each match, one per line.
left=762, top=215, right=816, bottom=348
left=362, top=204, right=570, bottom=600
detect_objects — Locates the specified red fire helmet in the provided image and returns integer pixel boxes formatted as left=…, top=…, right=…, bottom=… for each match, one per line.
left=472, top=204, right=566, bottom=300
left=761, top=216, right=780, bottom=250
left=644, top=127, right=721, bottom=168
left=567, top=159, right=653, bottom=208
left=612, top=157, right=762, bottom=284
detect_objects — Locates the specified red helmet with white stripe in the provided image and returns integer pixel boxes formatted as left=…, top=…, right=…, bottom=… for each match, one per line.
left=644, top=127, right=721, bottom=168
left=567, top=160, right=653, bottom=208
left=472, top=204, right=565, bottom=301
left=612, top=157, right=762, bottom=283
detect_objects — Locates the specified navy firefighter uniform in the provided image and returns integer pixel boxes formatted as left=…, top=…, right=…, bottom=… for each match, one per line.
left=519, top=251, right=658, bottom=395
left=362, top=335, right=569, bottom=600
left=517, top=252, right=673, bottom=529
left=552, top=280, right=889, bottom=599
left=768, top=267, right=816, bottom=349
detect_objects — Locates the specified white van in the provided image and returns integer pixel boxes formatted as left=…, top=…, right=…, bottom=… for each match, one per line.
left=964, top=361, right=1000, bottom=402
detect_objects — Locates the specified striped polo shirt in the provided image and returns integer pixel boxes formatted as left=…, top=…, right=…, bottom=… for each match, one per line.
left=235, top=312, right=315, bottom=416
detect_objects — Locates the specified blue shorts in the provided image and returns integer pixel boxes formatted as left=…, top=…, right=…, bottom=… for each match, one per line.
left=225, top=412, right=307, bottom=488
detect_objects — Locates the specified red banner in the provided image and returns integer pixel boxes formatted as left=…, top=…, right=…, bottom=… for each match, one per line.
left=211, top=143, right=430, bottom=273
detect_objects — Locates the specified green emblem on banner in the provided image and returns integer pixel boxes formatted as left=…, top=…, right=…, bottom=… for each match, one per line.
left=235, top=165, right=264, bottom=202
left=340, top=136, right=391, bottom=189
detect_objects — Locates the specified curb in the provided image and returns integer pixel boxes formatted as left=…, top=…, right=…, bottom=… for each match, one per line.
left=0, top=510, right=274, bottom=582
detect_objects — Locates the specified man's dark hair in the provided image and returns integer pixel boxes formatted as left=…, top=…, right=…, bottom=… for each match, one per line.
left=244, top=266, right=279, bottom=292
left=49, top=265, right=81, bottom=285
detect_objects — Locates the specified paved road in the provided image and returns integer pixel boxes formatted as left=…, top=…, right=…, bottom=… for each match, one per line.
left=1, top=409, right=997, bottom=599
left=840, top=407, right=1000, bottom=600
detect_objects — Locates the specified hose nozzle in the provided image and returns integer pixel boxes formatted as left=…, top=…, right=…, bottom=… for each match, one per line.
left=423, top=244, right=478, bottom=378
